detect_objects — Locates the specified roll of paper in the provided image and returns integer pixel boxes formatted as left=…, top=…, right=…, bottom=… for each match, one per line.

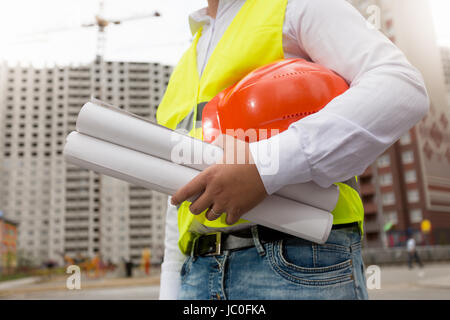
left=76, top=101, right=339, bottom=211
left=63, top=132, right=333, bottom=244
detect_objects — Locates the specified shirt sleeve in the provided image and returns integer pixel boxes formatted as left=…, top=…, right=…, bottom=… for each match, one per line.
left=159, top=197, right=186, bottom=300
left=249, top=0, right=429, bottom=194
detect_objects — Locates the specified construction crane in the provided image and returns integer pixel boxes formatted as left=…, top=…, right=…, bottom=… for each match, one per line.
left=10, top=0, right=162, bottom=62
left=8, top=0, right=162, bottom=101
left=82, top=0, right=161, bottom=62
left=4, top=1, right=163, bottom=263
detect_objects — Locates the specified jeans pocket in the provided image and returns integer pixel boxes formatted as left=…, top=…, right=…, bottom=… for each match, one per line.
left=268, top=240, right=354, bottom=287
left=180, top=256, right=192, bottom=284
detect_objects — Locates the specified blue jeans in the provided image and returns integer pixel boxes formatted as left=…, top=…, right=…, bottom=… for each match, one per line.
left=178, top=226, right=369, bottom=300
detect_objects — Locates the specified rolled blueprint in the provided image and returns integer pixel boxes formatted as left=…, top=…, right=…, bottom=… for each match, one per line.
left=76, top=101, right=339, bottom=211
left=63, top=132, right=333, bottom=244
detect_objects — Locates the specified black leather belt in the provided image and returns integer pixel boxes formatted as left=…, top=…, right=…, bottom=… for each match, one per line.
left=191, top=222, right=359, bottom=257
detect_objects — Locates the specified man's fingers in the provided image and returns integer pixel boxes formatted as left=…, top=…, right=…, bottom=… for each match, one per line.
left=171, top=173, right=207, bottom=206
left=225, top=207, right=242, bottom=225
left=205, top=204, right=226, bottom=221
left=189, top=190, right=213, bottom=215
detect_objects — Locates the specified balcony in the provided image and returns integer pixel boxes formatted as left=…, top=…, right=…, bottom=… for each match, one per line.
left=130, top=214, right=152, bottom=221
left=65, top=201, right=90, bottom=209
left=65, top=213, right=90, bottom=220
left=129, top=188, right=152, bottom=196
left=129, top=229, right=151, bottom=237
left=65, top=190, right=90, bottom=198
left=129, top=238, right=152, bottom=247
left=65, top=220, right=90, bottom=228
left=64, top=231, right=89, bottom=238
left=360, top=167, right=373, bottom=178
left=66, top=180, right=90, bottom=187
left=129, top=198, right=153, bottom=206
left=363, top=202, right=378, bottom=215
left=129, top=208, right=152, bottom=215
left=64, top=241, right=89, bottom=249
left=360, top=184, right=375, bottom=196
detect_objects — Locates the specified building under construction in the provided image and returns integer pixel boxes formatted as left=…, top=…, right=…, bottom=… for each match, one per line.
left=0, top=60, right=172, bottom=266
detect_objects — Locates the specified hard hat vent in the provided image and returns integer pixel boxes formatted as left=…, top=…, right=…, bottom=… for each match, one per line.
left=273, top=71, right=307, bottom=79
left=282, top=111, right=314, bottom=120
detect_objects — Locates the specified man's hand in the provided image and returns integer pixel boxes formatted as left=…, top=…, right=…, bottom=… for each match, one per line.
left=170, top=134, right=268, bottom=225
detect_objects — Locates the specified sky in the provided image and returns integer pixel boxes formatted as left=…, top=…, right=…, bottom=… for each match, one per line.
left=0, top=0, right=449, bottom=67
left=0, top=0, right=205, bottom=67
left=429, top=0, right=450, bottom=46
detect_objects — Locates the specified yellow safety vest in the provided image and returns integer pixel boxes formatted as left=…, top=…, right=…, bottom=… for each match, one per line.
left=157, top=0, right=364, bottom=255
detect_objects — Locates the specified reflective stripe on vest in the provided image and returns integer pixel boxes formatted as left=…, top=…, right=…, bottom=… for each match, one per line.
left=156, top=0, right=364, bottom=255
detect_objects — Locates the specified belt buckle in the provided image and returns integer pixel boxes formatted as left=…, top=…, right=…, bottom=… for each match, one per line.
left=204, top=232, right=222, bottom=256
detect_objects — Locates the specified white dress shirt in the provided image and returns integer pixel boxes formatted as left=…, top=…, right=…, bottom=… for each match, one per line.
left=159, top=0, right=429, bottom=299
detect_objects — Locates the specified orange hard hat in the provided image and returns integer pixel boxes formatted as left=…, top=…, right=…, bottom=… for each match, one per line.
left=202, top=58, right=349, bottom=143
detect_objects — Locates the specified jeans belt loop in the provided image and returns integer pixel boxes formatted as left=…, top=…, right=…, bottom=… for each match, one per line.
left=190, top=233, right=199, bottom=257
left=251, top=226, right=266, bottom=257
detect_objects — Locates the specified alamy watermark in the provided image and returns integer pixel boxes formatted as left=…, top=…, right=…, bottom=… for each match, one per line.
left=170, top=127, right=280, bottom=175
left=66, top=265, right=81, bottom=290
left=366, top=5, right=381, bottom=30
left=366, top=265, right=381, bottom=290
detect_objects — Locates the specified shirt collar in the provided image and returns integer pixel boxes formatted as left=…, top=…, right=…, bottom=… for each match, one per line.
left=188, top=0, right=239, bottom=36
left=188, top=7, right=211, bottom=36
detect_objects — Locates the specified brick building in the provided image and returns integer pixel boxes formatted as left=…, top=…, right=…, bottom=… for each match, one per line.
left=350, top=0, right=450, bottom=247
left=0, top=214, right=18, bottom=274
